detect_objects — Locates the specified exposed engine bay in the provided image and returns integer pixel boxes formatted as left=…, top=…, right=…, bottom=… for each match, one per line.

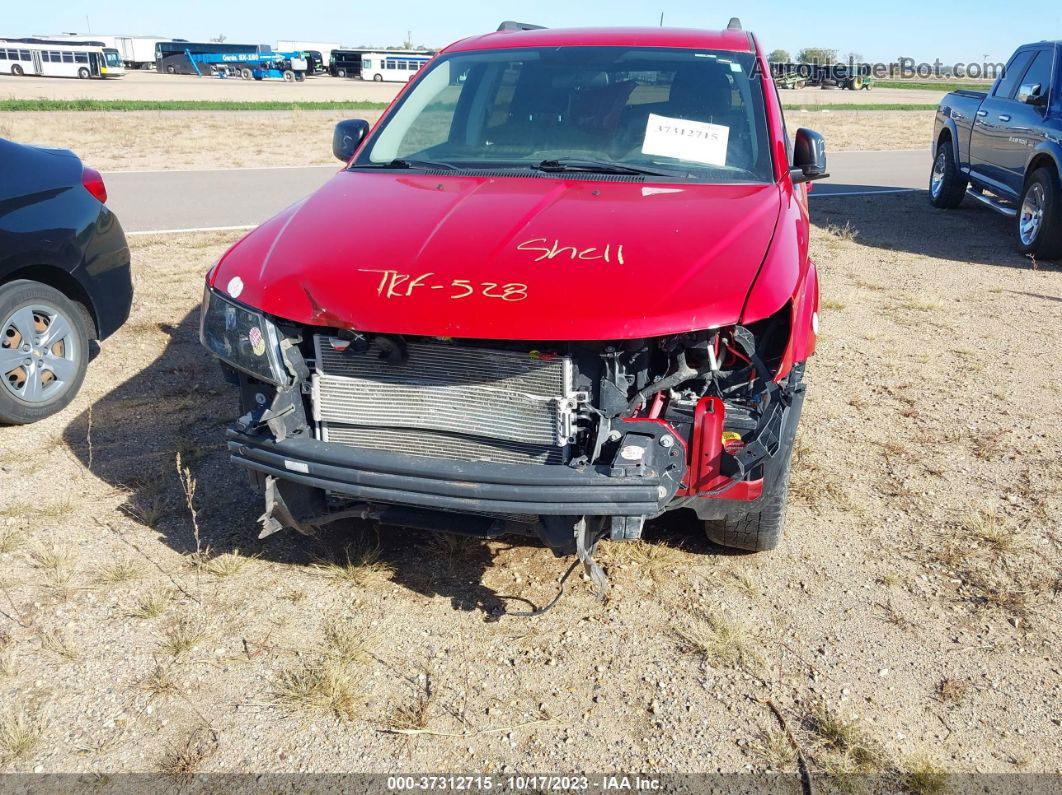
left=221, top=298, right=804, bottom=603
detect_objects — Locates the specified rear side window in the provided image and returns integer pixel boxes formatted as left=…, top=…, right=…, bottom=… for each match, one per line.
left=994, top=50, right=1034, bottom=99
left=20, top=50, right=30, bottom=61
left=1019, top=49, right=1054, bottom=95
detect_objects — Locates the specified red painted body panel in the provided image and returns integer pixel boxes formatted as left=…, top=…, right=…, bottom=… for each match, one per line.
left=210, top=26, right=819, bottom=358
left=211, top=172, right=783, bottom=340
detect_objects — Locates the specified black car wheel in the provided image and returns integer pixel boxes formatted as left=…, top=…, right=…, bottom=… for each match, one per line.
left=703, top=438, right=795, bottom=552
left=0, top=281, right=90, bottom=425
left=928, top=141, right=968, bottom=209
left=1017, top=168, right=1062, bottom=260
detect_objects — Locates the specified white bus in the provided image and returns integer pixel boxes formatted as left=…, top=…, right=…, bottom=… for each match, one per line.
left=36, top=34, right=169, bottom=69
left=360, top=51, right=432, bottom=82
left=0, top=38, right=125, bottom=78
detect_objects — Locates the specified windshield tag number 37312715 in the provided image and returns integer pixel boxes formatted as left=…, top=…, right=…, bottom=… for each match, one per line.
left=360, top=269, right=528, bottom=302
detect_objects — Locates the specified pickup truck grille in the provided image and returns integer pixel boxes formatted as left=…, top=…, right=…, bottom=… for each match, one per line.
left=312, top=337, right=576, bottom=466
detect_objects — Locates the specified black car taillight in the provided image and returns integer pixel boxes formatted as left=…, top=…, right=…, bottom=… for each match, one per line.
left=81, top=166, right=107, bottom=204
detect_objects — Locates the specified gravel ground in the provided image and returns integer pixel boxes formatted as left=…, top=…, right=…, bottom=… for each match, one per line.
left=0, top=193, right=1059, bottom=783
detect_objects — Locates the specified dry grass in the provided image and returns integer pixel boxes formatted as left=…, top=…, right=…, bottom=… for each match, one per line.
left=28, top=544, right=74, bottom=589
left=38, top=629, right=80, bottom=662
left=3, top=109, right=382, bottom=171
left=158, top=617, right=206, bottom=658
left=141, top=663, right=180, bottom=696
left=786, top=109, right=934, bottom=151
left=159, top=726, right=218, bottom=777
left=96, top=560, right=143, bottom=586
left=807, top=702, right=889, bottom=774
left=274, top=658, right=364, bottom=721
left=824, top=221, right=859, bottom=241
left=121, top=494, right=167, bottom=529
left=752, top=722, right=797, bottom=769
left=820, top=298, right=847, bottom=310
left=964, top=510, right=1026, bottom=556
left=0, top=708, right=43, bottom=765
left=422, top=532, right=483, bottom=569
left=313, top=543, right=394, bottom=587
left=0, top=499, right=72, bottom=520
left=323, top=619, right=376, bottom=666
left=0, top=529, right=25, bottom=555
left=675, top=608, right=762, bottom=670
left=388, top=664, right=436, bottom=732
left=732, top=572, right=760, bottom=599
left=902, top=754, right=949, bottom=794
left=131, top=588, right=173, bottom=620
left=201, top=550, right=255, bottom=578
left=604, top=540, right=689, bottom=584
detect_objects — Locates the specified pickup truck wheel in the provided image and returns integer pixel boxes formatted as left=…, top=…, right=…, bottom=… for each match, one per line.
left=0, top=281, right=90, bottom=425
left=929, top=142, right=967, bottom=209
left=703, top=445, right=793, bottom=552
left=1017, top=168, right=1062, bottom=260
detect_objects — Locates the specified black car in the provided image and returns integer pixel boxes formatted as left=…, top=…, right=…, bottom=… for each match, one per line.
left=0, top=138, right=132, bottom=424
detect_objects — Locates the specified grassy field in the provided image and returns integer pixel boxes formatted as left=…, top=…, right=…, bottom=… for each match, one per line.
left=0, top=194, right=1059, bottom=777
left=1, top=98, right=939, bottom=113
left=1, top=108, right=931, bottom=171
left=0, top=99, right=390, bottom=112
left=873, top=80, right=993, bottom=92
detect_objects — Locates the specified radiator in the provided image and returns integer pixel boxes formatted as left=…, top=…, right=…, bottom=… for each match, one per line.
left=312, top=336, right=577, bottom=465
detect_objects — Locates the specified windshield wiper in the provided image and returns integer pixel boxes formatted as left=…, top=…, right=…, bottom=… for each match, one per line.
left=532, top=158, right=689, bottom=178
left=353, top=158, right=458, bottom=171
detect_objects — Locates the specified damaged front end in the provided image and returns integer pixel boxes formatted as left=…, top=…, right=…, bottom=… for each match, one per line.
left=201, top=285, right=805, bottom=587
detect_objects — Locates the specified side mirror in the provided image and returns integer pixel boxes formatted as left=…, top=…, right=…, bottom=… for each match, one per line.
left=1017, top=82, right=1045, bottom=106
left=333, top=119, right=370, bottom=162
left=790, top=128, right=828, bottom=184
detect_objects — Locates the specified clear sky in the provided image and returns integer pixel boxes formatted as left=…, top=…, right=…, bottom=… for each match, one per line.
left=4, top=0, right=1059, bottom=65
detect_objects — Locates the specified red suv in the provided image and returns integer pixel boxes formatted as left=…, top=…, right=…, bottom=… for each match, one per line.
left=201, top=21, right=826, bottom=578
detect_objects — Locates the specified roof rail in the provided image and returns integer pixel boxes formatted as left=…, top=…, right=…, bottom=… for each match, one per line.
left=727, top=17, right=743, bottom=31
left=497, top=21, right=547, bottom=32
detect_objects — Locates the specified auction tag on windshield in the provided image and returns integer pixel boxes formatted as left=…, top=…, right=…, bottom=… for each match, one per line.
left=641, top=113, right=729, bottom=167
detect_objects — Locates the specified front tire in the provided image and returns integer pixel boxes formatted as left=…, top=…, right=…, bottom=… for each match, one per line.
left=77, top=67, right=90, bottom=79
left=1017, top=168, right=1062, bottom=260
left=0, top=281, right=90, bottom=425
left=703, top=440, right=795, bottom=552
left=929, top=141, right=967, bottom=209
left=11, top=64, right=24, bottom=76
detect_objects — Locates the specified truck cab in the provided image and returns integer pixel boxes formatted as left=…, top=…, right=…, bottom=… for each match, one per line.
left=931, top=42, right=1062, bottom=258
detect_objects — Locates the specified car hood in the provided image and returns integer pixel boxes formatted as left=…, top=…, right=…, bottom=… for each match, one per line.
left=212, top=170, right=782, bottom=340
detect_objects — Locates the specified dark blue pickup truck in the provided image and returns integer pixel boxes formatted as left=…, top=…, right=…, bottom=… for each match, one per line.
left=931, top=42, right=1062, bottom=258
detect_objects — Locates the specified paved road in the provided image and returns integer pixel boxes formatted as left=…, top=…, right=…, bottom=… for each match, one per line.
left=106, top=149, right=930, bottom=234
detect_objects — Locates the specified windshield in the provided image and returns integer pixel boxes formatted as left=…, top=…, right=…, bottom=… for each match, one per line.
left=104, top=49, right=122, bottom=67
left=355, top=46, right=773, bottom=182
